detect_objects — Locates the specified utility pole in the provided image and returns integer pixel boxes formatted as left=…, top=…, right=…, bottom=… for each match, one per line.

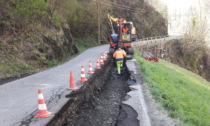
left=97, top=0, right=101, bottom=44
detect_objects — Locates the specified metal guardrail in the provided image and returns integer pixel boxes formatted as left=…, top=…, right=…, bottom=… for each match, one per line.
left=132, top=35, right=179, bottom=47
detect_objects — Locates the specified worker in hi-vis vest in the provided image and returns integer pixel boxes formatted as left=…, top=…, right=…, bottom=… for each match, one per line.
left=122, top=25, right=129, bottom=33
left=113, top=48, right=126, bottom=74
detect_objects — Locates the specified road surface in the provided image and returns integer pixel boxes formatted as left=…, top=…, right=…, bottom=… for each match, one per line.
left=0, top=44, right=109, bottom=126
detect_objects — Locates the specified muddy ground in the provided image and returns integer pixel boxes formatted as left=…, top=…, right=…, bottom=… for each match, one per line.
left=63, top=67, right=131, bottom=126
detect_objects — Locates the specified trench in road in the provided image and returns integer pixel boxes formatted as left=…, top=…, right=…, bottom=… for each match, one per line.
left=63, top=63, right=138, bottom=126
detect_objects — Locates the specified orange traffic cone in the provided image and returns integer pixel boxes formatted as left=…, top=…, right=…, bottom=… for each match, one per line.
left=101, top=54, right=105, bottom=61
left=103, top=50, right=108, bottom=58
left=88, top=61, right=94, bottom=74
left=97, top=58, right=100, bottom=63
left=80, top=65, right=87, bottom=81
left=105, top=50, right=108, bottom=54
left=35, top=89, right=51, bottom=118
left=99, top=56, right=104, bottom=65
left=69, top=72, right=77, bottom=90
left=103, top=53, right=107, bottom=61
left=95, top=59, right=101, bottom=69
left=105, top=53, right=108, bottom=59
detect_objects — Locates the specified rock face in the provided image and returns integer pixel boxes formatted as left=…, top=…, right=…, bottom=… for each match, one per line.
left=0, top=24, right=79, bottom=79
left=42, top=26, right=79, bottom=61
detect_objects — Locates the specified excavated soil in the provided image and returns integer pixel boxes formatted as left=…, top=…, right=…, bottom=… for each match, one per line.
left=63, top=67, right=130, bottom=126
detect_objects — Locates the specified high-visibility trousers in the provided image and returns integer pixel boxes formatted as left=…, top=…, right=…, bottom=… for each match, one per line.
left=116, top=60, right=123, bottom=74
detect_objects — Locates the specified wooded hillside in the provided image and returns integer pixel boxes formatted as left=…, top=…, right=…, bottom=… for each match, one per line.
left=0, top=0, right=167, bottom=80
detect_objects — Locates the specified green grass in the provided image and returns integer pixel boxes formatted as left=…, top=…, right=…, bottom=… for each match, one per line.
left=0, top=60, right=38, bottom=78
left=60, top=38, right=98, bottom=63
left=135, top=51, right=210, bottom=126
left=46, top=38, right=94, bottom=67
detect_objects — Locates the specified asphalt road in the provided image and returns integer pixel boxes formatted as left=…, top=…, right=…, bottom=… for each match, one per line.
left=0, top=44, right=109, bottom=126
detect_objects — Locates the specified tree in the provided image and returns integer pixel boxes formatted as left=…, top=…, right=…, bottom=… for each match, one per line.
left=1, top=0, right=50, bottom=33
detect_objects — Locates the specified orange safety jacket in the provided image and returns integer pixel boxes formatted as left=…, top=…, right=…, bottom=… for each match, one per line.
left=113, top=49, right=126, bottom=61
left=122, top=27, right=129, bottom=33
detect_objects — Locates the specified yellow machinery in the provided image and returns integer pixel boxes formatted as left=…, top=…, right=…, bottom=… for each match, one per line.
left=107, top=14, right=137, bottom=60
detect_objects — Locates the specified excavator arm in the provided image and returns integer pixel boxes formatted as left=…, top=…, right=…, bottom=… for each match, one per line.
left=107, top=14, right=118, bottom=23
left=107, top=14, right=119, bottom=34
left=107, top=14, right=134, bottom=60
left=107, top=14, right=123, bottom=48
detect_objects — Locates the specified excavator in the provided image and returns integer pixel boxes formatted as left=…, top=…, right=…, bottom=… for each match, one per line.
left=107, top=14, right=137, bottom=60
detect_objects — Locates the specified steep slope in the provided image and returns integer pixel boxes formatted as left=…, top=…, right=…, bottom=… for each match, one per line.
left=0, top=25, right=78, bottom=79
left=165, top=39, right=210, bottom=82
left=135, top=52, right=210, bottom=126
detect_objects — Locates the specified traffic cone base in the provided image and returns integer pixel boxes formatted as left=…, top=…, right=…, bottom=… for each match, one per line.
left=80, top=79, right=87, bottom=81
left=100, top=62, right=104, bottom=65
left=35, top=111, right=51, bottom=118
left=69, top=85, right=77, bottom=90
left=99, top=60, right=104, bottom=65
left=88, top=70, right=94, bottom=74
left=95, top=61, right=101, bottom=69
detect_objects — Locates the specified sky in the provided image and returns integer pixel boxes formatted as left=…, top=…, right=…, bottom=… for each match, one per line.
left=160, top=0, right=209, bottom=41
left=161, top=0, right=200, bottom=35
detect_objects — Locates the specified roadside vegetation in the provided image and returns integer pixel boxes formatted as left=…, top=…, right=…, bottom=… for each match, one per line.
left=0, top=38, right=94, bottom=79
left=0, top=0, right=167, bottom=80
left=165, top=39, right=210, bottom=82
left=135, top=51, right=210, bottom=126
left=59, top=38, right=98, bottom=65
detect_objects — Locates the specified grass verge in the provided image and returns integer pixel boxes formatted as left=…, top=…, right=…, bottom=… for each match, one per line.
left=60, top=38, right=98, bottom=64
left=134, top=51, right=210, bottom=126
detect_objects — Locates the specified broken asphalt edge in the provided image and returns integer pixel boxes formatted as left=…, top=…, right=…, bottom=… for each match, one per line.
left=124, top=59, right=152, bottom=126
